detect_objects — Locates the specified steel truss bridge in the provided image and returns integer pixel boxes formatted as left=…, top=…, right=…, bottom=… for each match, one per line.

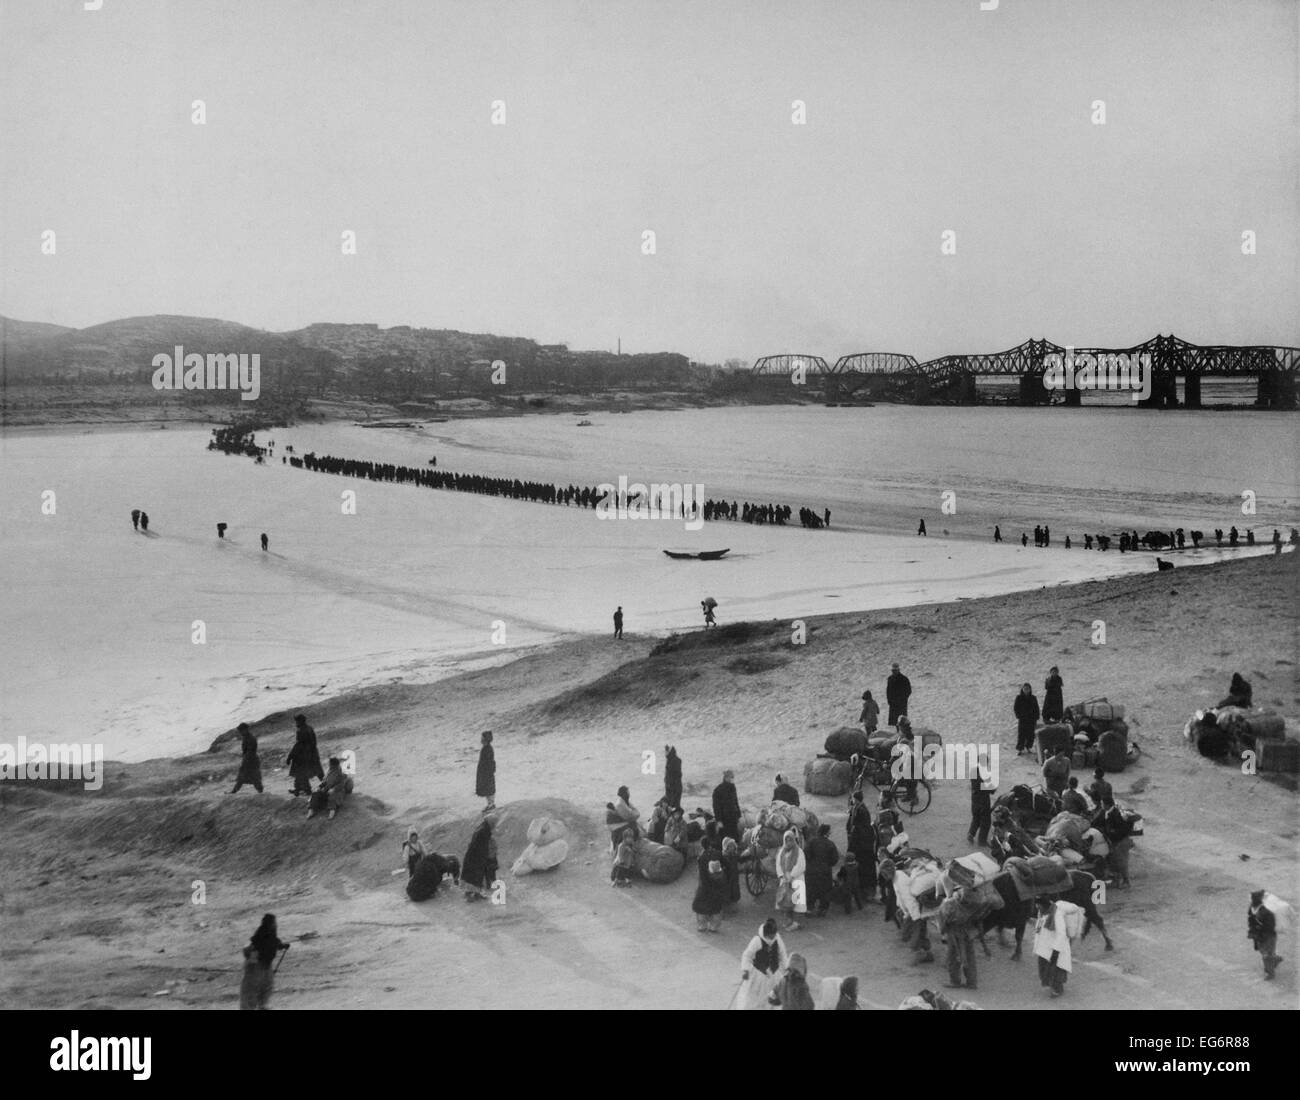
left=749, top=335, right=1300, bottom=407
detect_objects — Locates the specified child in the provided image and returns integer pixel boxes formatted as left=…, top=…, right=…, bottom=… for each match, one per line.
left=835, top=851, right=865, bottom=914
left=402, top=829, right=426, bottom=877
left=611, top=833, right=637, bottom=887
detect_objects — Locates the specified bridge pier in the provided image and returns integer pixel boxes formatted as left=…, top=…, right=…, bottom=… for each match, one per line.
left=1257, top=369, right=1297, bottom=409
left=1018, top=371, right=1050, bottom=405
left=1138, top=370, right=1178, bottom=409
left=1183, top=373, right=1202, bottom=409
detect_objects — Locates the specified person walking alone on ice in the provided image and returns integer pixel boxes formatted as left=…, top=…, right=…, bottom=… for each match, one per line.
left=712, top=769, right=742, bottom=842
left=1043, top=666, right=1064, bottom=723
left=286, top=715, right=323, bottom=797
left=886, top=663, right=911, bottom=727
left=859, top=690, right=880, bottom=733
left=613, top=605, right=623, bottom=640
left=1247, top=891, right=1284, bottom=980
left=917, top=518, right=927, bottom=536
left=664, top=744, right=682, bottom=809
left=476, top=730, right=496, bottom=811
left=261, top=532, right=269, bottom=552
left=1033, top=894, right=1083, bottom=998
left=702, top=599, right=717, bottom=627
left=736, top=918, right=788, bottom=1009
left=1013, top=682, right=1040, bottom=756
left=775, top=829, right=807, bottom=932
left=230, top=722, right=263, bottom=794
left=239, top=914, right=287, bottom=1010
left=994, top=525, right=1002, bottom=543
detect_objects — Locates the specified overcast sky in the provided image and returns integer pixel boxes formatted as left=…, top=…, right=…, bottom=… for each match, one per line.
left=1, top=0, right=1295, bottom=363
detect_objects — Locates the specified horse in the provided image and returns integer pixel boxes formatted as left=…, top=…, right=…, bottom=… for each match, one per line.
left=979, top=870, right=1114, bottom=960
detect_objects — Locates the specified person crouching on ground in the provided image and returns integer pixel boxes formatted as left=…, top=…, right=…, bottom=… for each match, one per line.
left=308, top=756, right=353, bottom=819
left=611, top=830, right=637, bottom=887
left=402, top=829, right=426, bottom=877
left=663, top=806, right=689, bottom=861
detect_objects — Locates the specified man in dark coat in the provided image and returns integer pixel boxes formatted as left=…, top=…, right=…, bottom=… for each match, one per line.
left=613, top=606, right=623, bottom=640
left=846, top=790, right=876, bottom=900
left=772, top=774, right=800, bottom=805
left=885, top=663, right=911, bottom=727
left=286, top=715, right=323, bottom=796
left=1013, top=683, right=1040, bottom=755
left=804, top=824, right=839, bottom=917
left=1043, top=666, right=1064, bottom=722
left=967, top=759, right=993, bottom=847
left=1247, top=891, right=1282, bottom=979
left=230, top=722, right=263, bottom=793
left=664, top=745, right=682, bottom=809
left=712, top=770, right=742, bottom=842
left=131, top=509, right=140, bottom=530
left=476, top=730, right=496, bottom=810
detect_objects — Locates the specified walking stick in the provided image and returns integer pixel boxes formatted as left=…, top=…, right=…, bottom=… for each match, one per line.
left=725, top=977, right=745, bottom=1011
left=273, top=944, right=290, bottom=974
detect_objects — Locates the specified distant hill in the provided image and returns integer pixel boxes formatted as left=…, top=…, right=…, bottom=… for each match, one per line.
left=0, top=314, right=707, bottom=399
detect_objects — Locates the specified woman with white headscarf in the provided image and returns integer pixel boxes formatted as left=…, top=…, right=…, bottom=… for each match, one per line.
left=735, top=918, right=788, bottom=1009
left=775, top=828, right=806, bottom=931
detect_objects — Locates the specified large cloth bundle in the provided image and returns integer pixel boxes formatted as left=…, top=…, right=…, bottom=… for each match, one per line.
left=526, top=817, right=569, bottom=847
left=632, top=838, right=685, bottom=883
left=1075, top=697, right=1125, bottom=721
left=824, top=727, right=872, bottom=760
left=804, top=758, right=852, bottom=796
left=1262, top=893, right=1295, bottom=936
left=1259, top=740, right=1300, bottom=774
left=1004, top=854, right=1071, bottom=900
left=895, top=867, right=941, bottom=920
left=941, top=852, right=1001, bottom=895
left=1036, top=725, right=1073, bottom=762
left=511, top=838, right=569, bottom=876
left=1045, top=812, right=1092, bottom=851
left=1098, top=729, right=1128, bottom=772
left=739, top=807, right=761, bottom=831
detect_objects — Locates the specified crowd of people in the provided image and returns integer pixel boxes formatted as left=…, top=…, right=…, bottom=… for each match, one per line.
left=996, top=522, right=1298, bottom=553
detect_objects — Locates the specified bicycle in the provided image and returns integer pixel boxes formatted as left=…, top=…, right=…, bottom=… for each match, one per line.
left=849, top=753, right=932, bottom=815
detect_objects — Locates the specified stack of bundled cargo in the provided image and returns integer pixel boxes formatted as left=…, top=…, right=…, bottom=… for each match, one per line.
left=1185, top=707, right=1297, bottom=772
left=804, top=756, right=853, bottom=796
left=511, top=817, right=571, bottom=876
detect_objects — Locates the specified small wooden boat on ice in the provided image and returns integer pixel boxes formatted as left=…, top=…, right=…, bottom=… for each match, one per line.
left=663, top=548, right=730, bottom=561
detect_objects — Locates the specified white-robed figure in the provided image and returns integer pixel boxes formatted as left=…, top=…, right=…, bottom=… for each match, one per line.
left=774, top=828, right=807, bottom=931
left=1032, top=895, right=1084, bottom=997
left=735, top=919, right=788, bottom=1009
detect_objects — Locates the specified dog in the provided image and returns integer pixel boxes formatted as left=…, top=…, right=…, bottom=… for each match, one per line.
left=1156, top=558, right=1174, bottom=571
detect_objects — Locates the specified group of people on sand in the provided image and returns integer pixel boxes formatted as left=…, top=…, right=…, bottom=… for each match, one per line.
left=1012, top=666, right=1064, bottom=753
left=229, top=714, right=354, bottom=820
left=992, top=523, right=1297, bottom=553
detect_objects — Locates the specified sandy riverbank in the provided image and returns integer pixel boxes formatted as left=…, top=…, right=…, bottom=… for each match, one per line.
left=1, top=551, right=1296, bottom=1010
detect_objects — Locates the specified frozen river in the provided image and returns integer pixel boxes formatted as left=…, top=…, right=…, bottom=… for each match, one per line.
left=0, top=405, right=1294, bottom=760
